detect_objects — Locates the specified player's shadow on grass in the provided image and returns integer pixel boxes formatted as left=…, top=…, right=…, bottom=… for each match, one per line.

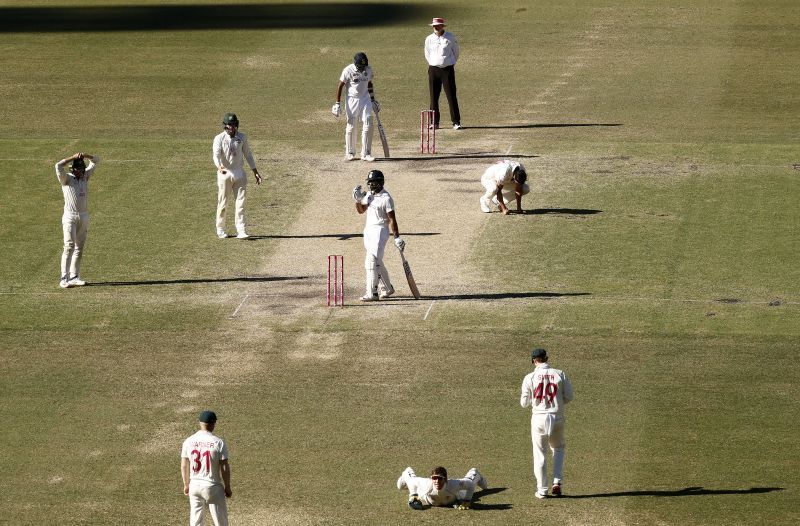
left=564, top=486, right=784, bottom=499
left=382, top=153, right=538, bottom=162
left=247, top=232, right=440, bottom=241
left=518, top=208, right=603, bottom=215
left=426, top=292, right=591, bottom=301
left=471, top=487, right=513, bottom=510
left=0, top=4, right=423, bottom=32
left=464, top=123, right=623, bottom=130
left=89, top=276, right=307, bottom=287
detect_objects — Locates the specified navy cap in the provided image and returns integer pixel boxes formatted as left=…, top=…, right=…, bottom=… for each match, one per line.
left=198, top=410, right=217, bottom=424
left=531, top=348, right=547, bottom=361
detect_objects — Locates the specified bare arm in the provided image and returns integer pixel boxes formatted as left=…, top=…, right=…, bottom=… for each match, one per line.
left=514, top=182, right=524, bottom=213
left=355, top=201, right=367, bottom=214
left=220, top=459, right=232, bottom=498
left=181, top=457, right=190, bottom=495
left=335, top=81, right=345, bottom=103
left=387, top=210, right=400, bottom=238
left=495, top=184, right=510, bottom=215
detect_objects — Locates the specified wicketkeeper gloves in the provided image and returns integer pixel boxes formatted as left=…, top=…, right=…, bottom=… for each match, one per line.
left=408, top=494, right=424, bottom=510
left=453, top=500, right=471, bottom=510
left=331, top=102, right=341, bottom=117
left=394, top=237, right=405, bottom=251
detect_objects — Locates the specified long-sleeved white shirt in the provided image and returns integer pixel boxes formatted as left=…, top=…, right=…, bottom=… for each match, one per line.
left=212, top=131, right=257, bottom=175
left=521, top=363, right=574, bottom=416
left=56, top=157, right=99, bottom=215
left=424, top=30, right=460, bottom=67
left=406, top=476, right=476, bottom=506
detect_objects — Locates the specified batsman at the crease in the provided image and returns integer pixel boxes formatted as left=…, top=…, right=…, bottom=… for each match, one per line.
left=353, top=169, right=404, bottom=301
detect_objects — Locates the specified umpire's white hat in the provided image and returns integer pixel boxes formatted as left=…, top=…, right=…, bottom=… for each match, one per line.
left=429, top=17, right=446, bottom=26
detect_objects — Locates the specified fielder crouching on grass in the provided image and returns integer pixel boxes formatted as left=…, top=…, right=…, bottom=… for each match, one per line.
left=479, top=159, right=530, bottom=214
left=353, top=169, right=404, bottom=301
left=396, top=466, right=488, bottom=510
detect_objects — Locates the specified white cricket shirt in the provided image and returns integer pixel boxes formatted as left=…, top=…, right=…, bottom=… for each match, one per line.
left=181, top=430, right=229, bottom=487
left=339, top=64, right=373, bottom=99
left=483, top=160, right=523, bottom=188
left=212, top=131, right=257, bottom=173
left=56, top=158, right=99, bottom=215
left=361, top=189, right=394, bottom=227
left=408, top=476, right=476, bottom=506
left=521, top=363, right=574, bottom=416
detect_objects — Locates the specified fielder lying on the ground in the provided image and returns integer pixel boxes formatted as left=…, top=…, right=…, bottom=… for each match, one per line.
left=479, top=159, right=530, bottom=214
left=396, top=466, right=488, bottom=510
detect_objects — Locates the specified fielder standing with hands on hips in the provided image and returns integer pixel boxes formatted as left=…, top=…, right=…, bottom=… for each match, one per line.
left=212, top=112, right=262, bottom=239
left=181, top=411, right=232, bottom=526
left=55, top=152, right=100, bottom=288
left=425, top=17, right=462, bottom=130
left=352, top=170, right=403, bottom=301
left=520, top=348, right=574, bottom=499
left=333, top=52, right=379, bottom=162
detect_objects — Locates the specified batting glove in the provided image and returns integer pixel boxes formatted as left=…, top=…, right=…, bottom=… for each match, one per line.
left=371, top=99, right=381, bottom=114
left=331, top=102, right=341, bottom=117
left=408, top=495, right=424, bottom=510
left=454, top=500, right=471, bottom=510
left=352, top=185, right=365, bottom=202
left=394, top=237, right=405, bottom=251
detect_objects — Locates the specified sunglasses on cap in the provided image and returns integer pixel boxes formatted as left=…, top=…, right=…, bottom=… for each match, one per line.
left=431, top=475, right=446, bottom=481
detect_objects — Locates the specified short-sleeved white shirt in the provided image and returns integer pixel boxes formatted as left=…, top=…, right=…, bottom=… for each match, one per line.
left=181, top=430, right=229, bottom=487
left=483, top=160, right=523, bottom=189
left=56, top=158, right=99, bottom=215
left=360, top=189, right=394, bottom=227
left=339, top=64, right=373, bottom=99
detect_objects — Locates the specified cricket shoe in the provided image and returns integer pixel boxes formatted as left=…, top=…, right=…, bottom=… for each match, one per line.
left=361, top=155, right=375, bottom=162
left=217, top=231, right=228, bottom=239
left=59, top=277, right=72, bottom=289
left=345, top=153, right=356, bottom=161
left=396, top=467, right=414, bottom=490
left=536, top=489, right=548, bottom=499
left=379, top=285, right=395, bottom=299
left=236, top=232, right=250, bottom=239
left=480, top=196, right=492, bottom=213
left=551, top=483, right=562, bottom=497
left=68, top=276, right=86, bottom=287
left=359, top=293, right=379, bottom=302
left=453, top=123, right=462, bottom=130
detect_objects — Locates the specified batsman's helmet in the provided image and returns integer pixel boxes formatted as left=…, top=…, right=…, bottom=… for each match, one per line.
left=514, top=166, right=528, bottom=185
left=71, top=157, right=86, bottom=173
left=222, top=112, right=239, bottom=127
left=354, top=52, right=368, bottom=72
left=366, top=169, right=384, bottom=191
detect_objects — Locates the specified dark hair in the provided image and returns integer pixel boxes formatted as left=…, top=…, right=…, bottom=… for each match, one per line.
left=514, top=168, right=527, bottom=184
left=71, top=158, right=86, bottom=172
left=431, top=466, right=448, bottom=479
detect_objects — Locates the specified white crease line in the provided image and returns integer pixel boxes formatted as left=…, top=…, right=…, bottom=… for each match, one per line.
left=423, top=300, right=437, bottom=320
left=505, top=146, right=513, bottom=155
left=229, top=294, right=250, bottom=319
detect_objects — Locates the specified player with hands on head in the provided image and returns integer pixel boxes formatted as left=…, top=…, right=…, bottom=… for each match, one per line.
left=181, top=411, right=232, bottom=526
left=396, top=466, right=488, bottom=510
left=212, top=112, right=263, bottom=239
left=520, top=348, right=574, bottom=499
left=55, top=151, right=101, bottom=288
left=479, top=159, right=530, bottom=215
left=353, top=169, right=402, bottom=301
left=334, top=51, right=378, bottom=161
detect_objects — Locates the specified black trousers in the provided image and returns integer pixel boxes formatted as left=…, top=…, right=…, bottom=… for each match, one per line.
left=428, top=65, right=461, bottom=126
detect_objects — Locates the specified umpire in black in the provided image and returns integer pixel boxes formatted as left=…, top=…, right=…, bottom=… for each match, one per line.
left=424, top=17, right=462, bottom=130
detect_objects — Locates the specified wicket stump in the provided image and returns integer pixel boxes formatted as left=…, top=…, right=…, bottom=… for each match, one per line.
left=420, top=109, right=436, bottom=154
left=327, top=255, right=344, bottom=307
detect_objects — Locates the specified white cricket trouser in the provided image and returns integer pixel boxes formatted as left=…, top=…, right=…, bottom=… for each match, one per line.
left=216, top=169, right=248, bottom=235
left=481, top=172, right=530, bottom=207
left=531, top=413, right=566, bottom=492
left=188, top=483, right=228, bottom=526
left=61, top=212, right=89, bottom=278
left=345, top=95, right=373, bottom=157
left=363, top=225, right=391, bottom=294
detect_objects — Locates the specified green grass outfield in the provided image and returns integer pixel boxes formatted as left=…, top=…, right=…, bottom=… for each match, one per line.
left=1, top=0, right=799, bottom=524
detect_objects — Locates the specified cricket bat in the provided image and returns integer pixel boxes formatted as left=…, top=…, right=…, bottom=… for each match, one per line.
left=375, top=112, right=390, bottom=158
left=398, top=249, right=421, bottom=299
